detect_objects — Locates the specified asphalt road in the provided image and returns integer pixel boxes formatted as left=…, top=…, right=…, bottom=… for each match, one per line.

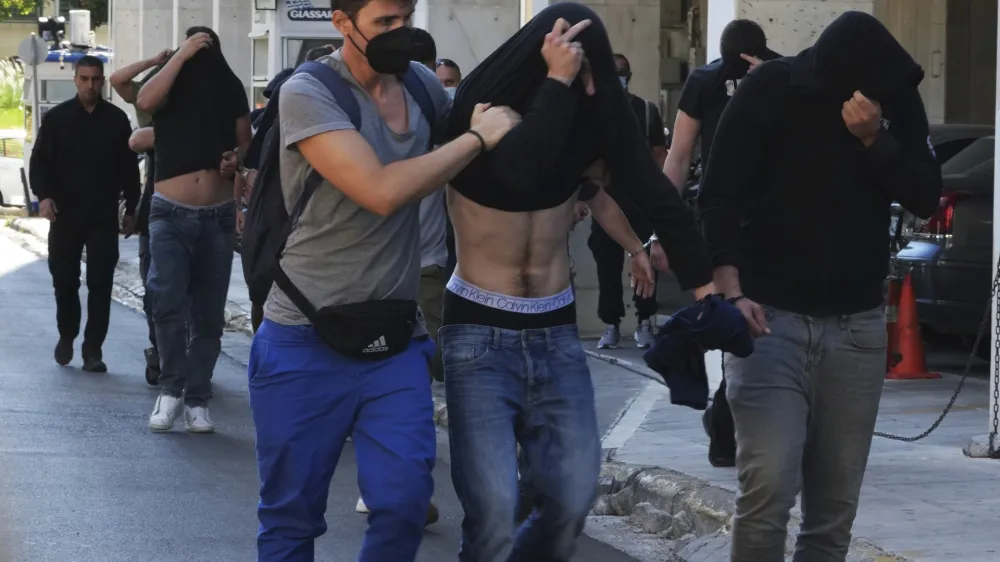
left=0, top=231, right=647, bottom=562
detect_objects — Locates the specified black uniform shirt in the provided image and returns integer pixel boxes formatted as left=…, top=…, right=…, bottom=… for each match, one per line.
left=29, top=96, right=139, bottom=224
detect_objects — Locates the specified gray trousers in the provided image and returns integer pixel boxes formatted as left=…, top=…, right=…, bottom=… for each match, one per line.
left=725, top=305, right=886, bottom=562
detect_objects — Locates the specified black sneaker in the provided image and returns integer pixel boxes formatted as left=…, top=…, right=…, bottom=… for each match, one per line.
left=144, top=347, right=161, bottom=386
left=54, top=338, right=73, bottom=366
left=82, top=358, right=108, bottom=373
left=703, top=400, right=736, bottom=468
left=81, top=344, right=107, bottom=373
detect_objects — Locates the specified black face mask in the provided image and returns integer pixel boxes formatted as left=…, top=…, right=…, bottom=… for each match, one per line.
left=352, top=25, right=419, bottom=75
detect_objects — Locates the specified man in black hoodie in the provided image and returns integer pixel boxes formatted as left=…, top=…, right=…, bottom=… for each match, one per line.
left=664, top=18, right=780, bottom=470
left=698, top=12, right=941, bottom=561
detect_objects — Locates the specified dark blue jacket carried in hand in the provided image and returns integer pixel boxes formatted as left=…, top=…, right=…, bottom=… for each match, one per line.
left=643, top=295, right=754, bottom=410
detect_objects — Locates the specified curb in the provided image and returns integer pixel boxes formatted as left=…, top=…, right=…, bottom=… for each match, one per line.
left=591, top=461, right=908, bottom=562
left=1, top=219, right=912, bottom=561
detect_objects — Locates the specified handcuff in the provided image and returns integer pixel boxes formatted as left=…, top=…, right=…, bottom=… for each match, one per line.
left=626, top=234, right=658, bottom=258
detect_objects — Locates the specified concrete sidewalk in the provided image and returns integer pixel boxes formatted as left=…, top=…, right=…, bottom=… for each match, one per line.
left=585, top=348, right=1000, bottom=561
left=10, top=216, right=1000, bottom=561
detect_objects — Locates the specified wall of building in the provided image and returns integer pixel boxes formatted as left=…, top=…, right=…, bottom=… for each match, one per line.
left=703, top=0, right=988, bottom=125
left=874, top=0, right=948, bottom=123
left=945, top=0, right=997, bottom=125
left=109, top=0, right=251, bottom=124
left=417, top=0, right=521, bottom=80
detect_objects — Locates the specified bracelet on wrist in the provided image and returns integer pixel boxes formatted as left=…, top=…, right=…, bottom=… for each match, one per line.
left=466, top=129, right=487, bottom=154
left=727, top=295, right=747, bottom=305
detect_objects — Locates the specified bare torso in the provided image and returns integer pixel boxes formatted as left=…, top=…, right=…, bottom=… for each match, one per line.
left=449, top=187, right=578, bottom=298
left=155, top=170, right=232, bottom=206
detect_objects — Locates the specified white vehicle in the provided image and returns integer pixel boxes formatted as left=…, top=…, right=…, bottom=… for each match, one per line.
left=19, top=11, right=112, bottom=208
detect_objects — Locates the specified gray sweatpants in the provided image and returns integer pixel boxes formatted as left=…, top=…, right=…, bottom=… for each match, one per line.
left=725, top=305, right=886, bottom=562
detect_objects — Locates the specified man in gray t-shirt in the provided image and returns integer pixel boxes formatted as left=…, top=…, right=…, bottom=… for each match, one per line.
left=244, top=4, right=518, bottom=557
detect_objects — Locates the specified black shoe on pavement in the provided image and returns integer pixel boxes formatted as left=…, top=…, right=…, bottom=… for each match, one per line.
left=82, top=358, right=108, bottom=373
left=144, top=347, right=160, bottom=386
left=54, top=338, right=74, bottom=366
left=702, top=401, right=736, bottom=468
left=81, top=343, right=107, bottom=373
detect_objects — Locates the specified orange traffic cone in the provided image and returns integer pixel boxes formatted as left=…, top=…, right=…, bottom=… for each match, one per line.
left=887, top=274, right=940, bottom=380
left=885, top=277, right=902, bottom=371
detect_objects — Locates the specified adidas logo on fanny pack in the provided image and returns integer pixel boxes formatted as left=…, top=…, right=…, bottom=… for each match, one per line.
left=364, top=336, right=389, bottom=353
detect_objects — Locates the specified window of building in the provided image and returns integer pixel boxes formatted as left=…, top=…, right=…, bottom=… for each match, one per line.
left=252, top=37, right=269, bottom=81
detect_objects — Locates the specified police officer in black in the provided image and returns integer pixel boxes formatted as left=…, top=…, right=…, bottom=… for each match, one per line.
left=589, top=53, right=669, bottom=351
left=29, top=55, right=139, bottom=372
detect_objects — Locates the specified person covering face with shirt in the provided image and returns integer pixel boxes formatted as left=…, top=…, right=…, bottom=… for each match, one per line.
left=665, top=18, right=780, bottom=470
left=136, top=27, right=252, bottom=435
left=698, top=11, right=942, bottom=561
left=441, top=4, right=711, bottom=559
left=109, top=48, right=172, bottom=384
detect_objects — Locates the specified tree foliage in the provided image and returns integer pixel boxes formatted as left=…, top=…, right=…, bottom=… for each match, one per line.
left=0, top=0, right=39, bottom=21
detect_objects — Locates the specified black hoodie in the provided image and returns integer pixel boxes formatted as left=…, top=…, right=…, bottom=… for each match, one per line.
left=698, top=11, right=942, bottom=317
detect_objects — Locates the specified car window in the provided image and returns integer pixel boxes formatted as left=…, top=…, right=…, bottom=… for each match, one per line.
left=932, top=138, right=976, bottom=164
left=941, top=137, right=995, bottom=175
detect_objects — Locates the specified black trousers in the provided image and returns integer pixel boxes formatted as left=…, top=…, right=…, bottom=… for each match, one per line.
left=47, top=218, right=119, bottom=355
left=138, top=234, right=157, bottom=350
left=588, top=221, right=658, bottom=325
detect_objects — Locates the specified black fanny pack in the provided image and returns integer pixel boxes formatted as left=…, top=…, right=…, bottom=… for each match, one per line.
left=312, top=299, right=417, bottom=360
left=272, top=264, right=417, bottom=360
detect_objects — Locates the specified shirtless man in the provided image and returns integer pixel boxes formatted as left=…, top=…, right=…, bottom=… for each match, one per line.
left=441, top=9, right=714, bottom=559
left=135, top=27, right=251, bottom=433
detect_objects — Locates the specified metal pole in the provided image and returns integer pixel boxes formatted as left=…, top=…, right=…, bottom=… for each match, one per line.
left=30, top=52, right=39, bottom=139
left=990, top=2, right=1000, bottom=445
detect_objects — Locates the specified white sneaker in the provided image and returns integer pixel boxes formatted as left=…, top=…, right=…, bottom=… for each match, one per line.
left=597, top=325, right=621, bottom=349
left=634, top=320, right=656, bottom=349
left=149, top=394, right=182, bottom=432
left=184, top=406, right=215, bottom=434
left=355, top=497, right=370, bottom=514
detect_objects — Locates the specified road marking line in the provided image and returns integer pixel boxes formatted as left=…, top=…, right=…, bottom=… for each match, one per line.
left=601, top=379, right=666, bottom=450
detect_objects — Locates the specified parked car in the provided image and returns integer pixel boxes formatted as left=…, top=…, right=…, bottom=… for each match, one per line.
left=890, top=124, right=994, bottom=253
left=894, top=131, right=995, bottom=341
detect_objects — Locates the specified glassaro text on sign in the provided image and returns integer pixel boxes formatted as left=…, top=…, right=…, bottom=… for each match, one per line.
left=287, top=8, right=332, bottom=20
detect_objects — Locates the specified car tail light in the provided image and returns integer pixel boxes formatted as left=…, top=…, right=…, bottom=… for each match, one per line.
left=917, top=191, right=970, bottom=237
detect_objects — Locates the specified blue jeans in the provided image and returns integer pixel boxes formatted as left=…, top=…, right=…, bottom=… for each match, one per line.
left=441, top=324, right=600, bottom=562
left=248, top=319, right=437, bottom=562
left=146, top=196, right=235, bottom=407
left=726, top=306, right=886, bottom=562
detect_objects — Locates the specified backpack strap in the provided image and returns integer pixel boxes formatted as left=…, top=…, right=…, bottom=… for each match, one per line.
left=401, top=63, right=437, bottom=148
left=296, top=60, right=363, bottom=131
